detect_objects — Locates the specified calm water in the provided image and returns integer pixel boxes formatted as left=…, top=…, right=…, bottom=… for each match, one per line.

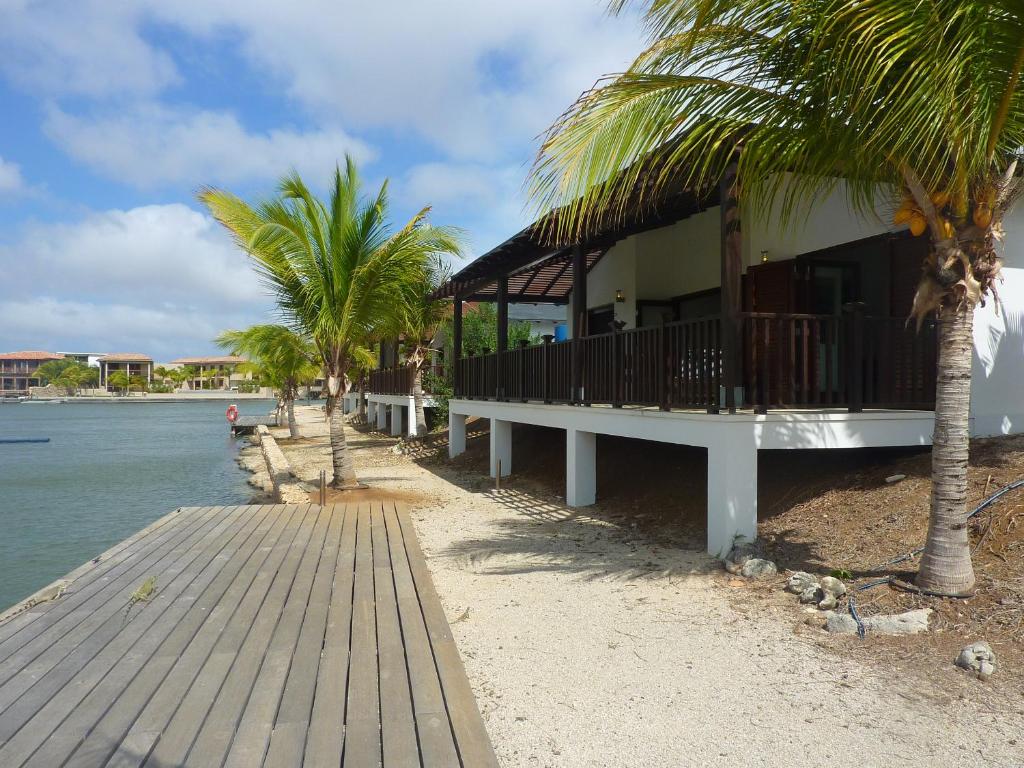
left=0, top=400, right=275, bottom=610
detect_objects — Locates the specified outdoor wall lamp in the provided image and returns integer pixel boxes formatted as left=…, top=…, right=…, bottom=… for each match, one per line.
left=615, top=288, right=625, bottom=302
left=760, top=249, right=770, bottom=263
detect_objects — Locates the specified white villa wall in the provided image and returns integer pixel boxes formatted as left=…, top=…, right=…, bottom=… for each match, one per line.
left=971, top=206, right=1024, bottom=436
left=745, top=177, right=896, bottom=264
left=634, top=207, right=721, bottom=297
left=583, top=238, right=637, bottom=329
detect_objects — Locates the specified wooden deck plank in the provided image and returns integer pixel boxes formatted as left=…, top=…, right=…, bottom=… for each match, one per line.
left=0, top=506, right=230, bottom=723
left=212, top=505, right=335, bottom=768
left=373, top=502, right=420, bottom=768
left=100, top=505, right=311, bottom=768
left=22, top=504, right=281, bottom=768
left=138, top=505, right=318, bottom=768
left=0, top=502, right=496, bottom=767
left=341, top=503, right=382, bottom=768
left=0, top=506, right=219, bottom=669
left=302, top=504, right=358, bottom=767
left=396, top=503, right=500, bottom=768
left=0, top=505, right=266, bottom=767
left=262, top=504, right=346, bottom=768
left=383, top=502, right=462, bottom=767
left=0, top=506, right=206, bottom=642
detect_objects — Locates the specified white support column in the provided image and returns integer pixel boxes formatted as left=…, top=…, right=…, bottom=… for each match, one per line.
left=368, top=400, right=377, bottom=425
left=449, top=412, right=467, bottom=458
left=489, top=418, right=512, bottom=478
left=706, top=432, right=758, bottom=557
left=405, top=397, right=418, bottom=438
left=390, top=404, right=403, bottom=436
left=566, top=428, right=596, bottom=507
left=376, top=400, right=388, bottom=431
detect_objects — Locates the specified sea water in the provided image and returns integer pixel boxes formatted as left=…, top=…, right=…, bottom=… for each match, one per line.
left=0, top=399, right=275, bottom=610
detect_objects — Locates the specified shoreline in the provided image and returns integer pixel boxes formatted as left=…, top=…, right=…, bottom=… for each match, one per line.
left=3, top=393, right=301, bottom=404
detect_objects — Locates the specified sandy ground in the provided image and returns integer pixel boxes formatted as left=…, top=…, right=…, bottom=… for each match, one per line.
left=254, top=406, right=1022, bottom=768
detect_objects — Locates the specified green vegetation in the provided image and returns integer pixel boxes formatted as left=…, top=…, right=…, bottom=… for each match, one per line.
left=217, top=325, right=320, bottom=438
left=529, top=0, right=1024, bottom=596
left=36, top=359, right=100, bottom=394
left=107, top=370, right=129, bottom=394
left=200, top=156, right=460, bottom=487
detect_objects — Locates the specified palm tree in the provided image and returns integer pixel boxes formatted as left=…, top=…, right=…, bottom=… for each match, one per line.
left=200, top=157, right=461, bottom=488
left=107, top=370, right=129, bottom=395
left=400, top=259, right=451, bottom=436
left=217, top=325, right=320, bottom=438
left=529, top=1, right=1024, bottom=596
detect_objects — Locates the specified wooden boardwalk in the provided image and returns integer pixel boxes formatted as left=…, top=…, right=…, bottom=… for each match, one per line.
left=0, top=503, right=498, bottom=768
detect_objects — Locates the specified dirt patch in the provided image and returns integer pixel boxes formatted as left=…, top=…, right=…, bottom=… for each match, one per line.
left=756, top=434, right=1024, bottom=688
left=309, top=484, right=433, bottom=507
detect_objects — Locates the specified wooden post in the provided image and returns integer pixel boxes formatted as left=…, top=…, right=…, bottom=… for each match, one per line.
left=518, top=339, right=529, bottom=402
left=453, top=297, right=463, bottom=397
left=659, top=317, right=669, bottom=411
left=542, top=334, right=554, bottom=404
left=496, top=277, right=508, bottom=401
left=719, top=161, right=742, bottom=415
left=844, top=302, right=865, bottom=413
left=612, top=327, right=623, bottom=408
left=571, top=244, right=587, bottom=404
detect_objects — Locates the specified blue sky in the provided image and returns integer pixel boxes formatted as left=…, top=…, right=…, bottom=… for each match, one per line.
left=0, top=1, right=642, bottom=360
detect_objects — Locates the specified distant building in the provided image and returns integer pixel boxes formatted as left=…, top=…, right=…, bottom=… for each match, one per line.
left=97, top=354, right=153, bottom=390
left=58, top=351, right=106, bottom=368
left=169, top=356, right=250, bottom=390
left=0, top=351, right=64, bottom=396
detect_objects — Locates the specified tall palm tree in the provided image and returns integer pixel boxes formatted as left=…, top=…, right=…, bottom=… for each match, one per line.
left=400, top=258, right=451, bottom=436
left=530, top=0, right=1024, bottom=596
left=200, top=157, right=461, bottom=488
left=217, top=325, right=321, bottom=438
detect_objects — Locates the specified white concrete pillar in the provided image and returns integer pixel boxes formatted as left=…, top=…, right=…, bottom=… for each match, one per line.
left=376, top=400, right=388, bottom=431
left=367, top=400, right=376, bottom=424
left=490, top=418, right=512, bottom=478
left=390, top=404, right=403, bottom=436
left=566, top=429, right=596, bottom=506
left=449, top=412, right=467, bottom=458
left=706, top=433, right=758, bottom=557
left=405, top=397, right=418, bottom=438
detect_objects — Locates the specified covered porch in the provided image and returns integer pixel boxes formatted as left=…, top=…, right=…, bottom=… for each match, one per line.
left=427, top=172, right=939, bottom=553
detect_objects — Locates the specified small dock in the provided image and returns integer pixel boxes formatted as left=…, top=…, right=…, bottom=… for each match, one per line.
left=230, top=414, right=277, bottom=436
left=0, top=503, right=498, bottom=767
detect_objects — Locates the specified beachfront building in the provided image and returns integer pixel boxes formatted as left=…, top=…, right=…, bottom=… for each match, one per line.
left=98, top=354, right=153, bottom=390
left=363, top=169, right=1024, bottom=555
left=169, top=356, right=249, bottom=390
left=58, top=351, right=106, bottom=369
left=0, top=351, right=64, bottom=397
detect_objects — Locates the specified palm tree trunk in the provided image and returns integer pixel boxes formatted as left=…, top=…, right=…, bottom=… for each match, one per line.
left=412, top=366, right=428, bottom=437
left=287, top=396, right=299, bottom=438
left=329, top=404, right=359, bottom=488
left=916, top=306, right=976, bottom=596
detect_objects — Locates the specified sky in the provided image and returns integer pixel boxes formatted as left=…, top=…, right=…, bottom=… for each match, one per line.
left=0, top=0, right=644, bottom=361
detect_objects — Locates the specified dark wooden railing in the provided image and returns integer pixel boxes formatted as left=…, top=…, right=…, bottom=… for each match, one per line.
left=368, top=366, right=413, bottom=395
left=452, top=311, right=937, bottom=413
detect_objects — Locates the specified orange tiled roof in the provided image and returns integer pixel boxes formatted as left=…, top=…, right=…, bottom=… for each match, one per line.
left=0, top=350, right=64, bottom=361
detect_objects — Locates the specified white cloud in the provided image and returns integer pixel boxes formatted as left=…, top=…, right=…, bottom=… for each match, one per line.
left=0, top=156, right=26, bottom=195
left=398, top=161, right=530, bottom=256
left=0, top=204, right=277, bottom=356
left=44, top=104, right=374, bottom=189
left=146, top=1, right=645, bottom=160
left=0, top=0, right=178, bottom=98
